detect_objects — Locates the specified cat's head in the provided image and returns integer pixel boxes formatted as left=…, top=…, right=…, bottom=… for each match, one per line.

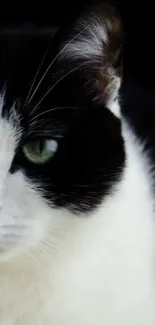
left=0, top=2, right=125, bottom=260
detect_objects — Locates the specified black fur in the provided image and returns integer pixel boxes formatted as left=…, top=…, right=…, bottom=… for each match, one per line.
left=0, top=5, right=125, bottom=213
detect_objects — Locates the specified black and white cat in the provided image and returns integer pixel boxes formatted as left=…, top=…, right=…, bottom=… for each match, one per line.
left=0, top=2, right=154, bottom=324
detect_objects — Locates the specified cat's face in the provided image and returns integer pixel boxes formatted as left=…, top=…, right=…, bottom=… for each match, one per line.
left=0, top=3, right=125, bottom=260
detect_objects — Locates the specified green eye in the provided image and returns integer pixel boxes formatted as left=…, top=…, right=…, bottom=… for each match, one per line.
left=23, top=138, right=58, bottom=164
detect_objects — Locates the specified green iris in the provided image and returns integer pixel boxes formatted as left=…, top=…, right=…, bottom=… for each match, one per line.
left=23, top=138, right=58, bottom=164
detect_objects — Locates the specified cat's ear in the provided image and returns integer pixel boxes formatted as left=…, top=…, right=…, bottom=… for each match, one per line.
left=60, top=3, right=123, bottom=118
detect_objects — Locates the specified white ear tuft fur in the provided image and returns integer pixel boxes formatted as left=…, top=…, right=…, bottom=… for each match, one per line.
left=60, top=3, right=123, bottom=118
left=62, top=17, right=109, bottom=61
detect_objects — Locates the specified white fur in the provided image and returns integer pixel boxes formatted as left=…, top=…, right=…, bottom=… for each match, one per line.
left=0, top=97, right=154, bottom=324
left=106, top=75, right=121, bottom=117
left=61, top=17, right=109, bottom=61
left=108, top=97, right=120, bottom=117
left=62, top=18, right=121, bottom=118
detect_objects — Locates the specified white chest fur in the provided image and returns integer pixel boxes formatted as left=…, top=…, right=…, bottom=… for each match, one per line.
left=0, top=128, right=154, bottom=325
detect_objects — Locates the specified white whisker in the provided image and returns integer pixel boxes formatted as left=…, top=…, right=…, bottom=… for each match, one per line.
left=50, top=229, right=73, bottom=238
left=39, top=243, right=60, bottom=259
left=42, top=238, right=63, bottom=252
left=30, top=105, right=78, bottom=124
left=27, top=26, right=87, bottom=106
left=30, top=61, right=87, bottom=115
left=24, top=250, right=41, bottom=267
left=24, top=46, right=49, bottom=108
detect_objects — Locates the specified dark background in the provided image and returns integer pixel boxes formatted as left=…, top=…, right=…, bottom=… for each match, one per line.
left=0, top=1, right=154, bottom=86
left=1, top=0, right=155, bottom=145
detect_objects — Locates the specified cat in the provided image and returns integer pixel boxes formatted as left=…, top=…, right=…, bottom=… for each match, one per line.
left=0, top=2, right=154, bottom=324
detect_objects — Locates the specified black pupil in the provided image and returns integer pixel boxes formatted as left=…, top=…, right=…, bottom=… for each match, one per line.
left=39, top=139, right=44, bottom=153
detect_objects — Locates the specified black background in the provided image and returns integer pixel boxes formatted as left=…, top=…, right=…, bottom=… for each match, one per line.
left=0, top=1, right=154, bottom=86
left=1, top=0, right=155, bottom=143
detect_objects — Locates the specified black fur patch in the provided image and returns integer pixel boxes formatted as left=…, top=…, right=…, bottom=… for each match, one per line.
left=0, top=8, right=125, bottom=213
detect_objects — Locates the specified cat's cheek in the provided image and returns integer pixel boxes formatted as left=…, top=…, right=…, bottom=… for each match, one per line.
left=0, top=171, right=54, bottom=261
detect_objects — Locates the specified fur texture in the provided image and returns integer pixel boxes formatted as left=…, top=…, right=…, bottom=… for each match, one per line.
left=0, top=2, right=154, bottom=324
